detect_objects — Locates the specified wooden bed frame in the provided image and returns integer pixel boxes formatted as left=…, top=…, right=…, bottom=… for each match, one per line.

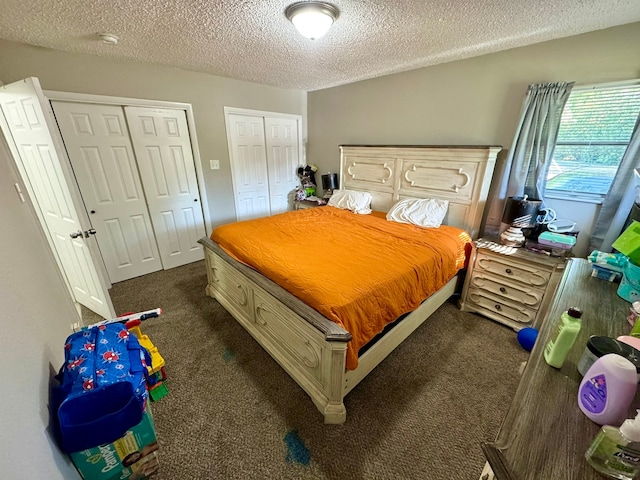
left=198, top=145, right=500, bottom=423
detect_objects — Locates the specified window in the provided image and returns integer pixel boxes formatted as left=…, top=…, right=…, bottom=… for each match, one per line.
left=546, top=81, right=640, bottom=198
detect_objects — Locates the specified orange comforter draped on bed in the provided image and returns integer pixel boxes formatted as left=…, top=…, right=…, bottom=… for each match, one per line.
left=211, top=207, right=472, bottom=370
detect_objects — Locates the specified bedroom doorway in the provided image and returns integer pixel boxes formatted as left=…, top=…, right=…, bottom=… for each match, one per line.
left=224, top=107, right=302, bottom=221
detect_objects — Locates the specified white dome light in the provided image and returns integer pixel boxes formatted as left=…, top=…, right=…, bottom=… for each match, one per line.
left=99, top=33, right=119, bottom=45
left=285, top=2, right=339, bottom=40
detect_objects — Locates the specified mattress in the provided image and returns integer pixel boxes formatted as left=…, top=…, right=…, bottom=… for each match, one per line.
left=211, top=207, right=472, bottom=369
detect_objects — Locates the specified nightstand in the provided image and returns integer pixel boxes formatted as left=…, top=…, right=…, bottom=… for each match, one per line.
left=294, top=199, right=324, bottom=210
left=459, top=238, right=566, bottom=331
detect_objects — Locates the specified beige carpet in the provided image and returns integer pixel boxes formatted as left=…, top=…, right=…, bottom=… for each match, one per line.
left=84, top=260, right=528, bottom=480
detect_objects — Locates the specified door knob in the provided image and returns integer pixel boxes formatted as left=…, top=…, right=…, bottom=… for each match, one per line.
left=193, top=198, right=198, bottom=202
left=84, top=229, right=97, bottom=238
left=69, top=230, right=83, bottom=239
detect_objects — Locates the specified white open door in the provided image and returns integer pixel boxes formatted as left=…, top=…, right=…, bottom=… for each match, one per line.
left=0, top=78, right=115, bottom=319
left=124, top=106, right=205, bottom=269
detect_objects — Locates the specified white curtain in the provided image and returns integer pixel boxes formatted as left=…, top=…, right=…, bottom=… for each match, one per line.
left=590, top=116, right=640, bottom=252
left=485, top=82, right=574, bottom=234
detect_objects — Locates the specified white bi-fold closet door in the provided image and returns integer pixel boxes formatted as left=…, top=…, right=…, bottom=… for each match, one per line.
left=52, top=101, right=206, bottom=283
left=225, top=109, right=301, bottom=221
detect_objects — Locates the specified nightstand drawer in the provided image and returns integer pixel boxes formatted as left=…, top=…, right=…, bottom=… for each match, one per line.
left=469, top=271, right=545, bottom=309
left=475, top=252, right=551, bottom=288
left=467, top=288, right=537, bottom=325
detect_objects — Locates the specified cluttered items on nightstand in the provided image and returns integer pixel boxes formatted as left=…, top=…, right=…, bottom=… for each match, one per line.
left=295, top=164, right=320, bottom=199
left=52, top=308, right=167, bottom=480
left=295, top=164, right=340, bottom=206
left=499, top=195, right=578, bottom=256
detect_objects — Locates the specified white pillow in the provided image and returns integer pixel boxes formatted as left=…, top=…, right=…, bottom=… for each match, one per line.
left=386, top=198, right=449, bottom=228
left=327, top=189, right=372, bottom=214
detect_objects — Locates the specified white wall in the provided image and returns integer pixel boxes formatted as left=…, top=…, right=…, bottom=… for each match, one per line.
left=308, top=22, right=640, bottom=257
left=0, top=38, right=307, bottom=229
left=0, top=134, right=80, bottom=478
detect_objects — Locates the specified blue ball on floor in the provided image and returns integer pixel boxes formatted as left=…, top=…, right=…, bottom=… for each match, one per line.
left=517, top=327, right=538, bottom=352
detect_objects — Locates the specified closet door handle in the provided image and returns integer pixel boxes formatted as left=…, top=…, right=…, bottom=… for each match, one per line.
left=194, top=198, right=198, bottom=202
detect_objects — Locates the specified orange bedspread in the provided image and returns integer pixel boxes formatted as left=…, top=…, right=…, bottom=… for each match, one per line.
left=211, top=207, right=472, bottom=370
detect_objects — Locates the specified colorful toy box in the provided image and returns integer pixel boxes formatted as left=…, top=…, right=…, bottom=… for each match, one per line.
left=70, top=405, right=159, bottom=480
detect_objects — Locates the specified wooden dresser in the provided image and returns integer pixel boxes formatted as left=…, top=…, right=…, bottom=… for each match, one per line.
left=482, top=258, right=635, bottom=479
left=459, top=239, right=566, bottom=331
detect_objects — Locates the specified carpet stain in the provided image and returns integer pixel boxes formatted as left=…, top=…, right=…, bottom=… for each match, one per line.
left=223, top=349, right=235, bottom=362
left=284, top=430, right=310, bottom=465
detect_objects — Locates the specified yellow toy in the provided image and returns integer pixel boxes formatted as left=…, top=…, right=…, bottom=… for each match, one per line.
left=125, top=315, right=168, bottom=401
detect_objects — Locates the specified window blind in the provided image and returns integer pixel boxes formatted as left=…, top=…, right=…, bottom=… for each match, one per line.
left=557, top=84, right=640, bottom=144
left=547, top=82, right=640, bottom=195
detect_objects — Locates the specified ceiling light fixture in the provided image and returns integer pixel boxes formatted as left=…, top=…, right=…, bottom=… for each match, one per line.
left=99, top=33, right=119, bottom=45
left=285, top=2, right=339, bottom=40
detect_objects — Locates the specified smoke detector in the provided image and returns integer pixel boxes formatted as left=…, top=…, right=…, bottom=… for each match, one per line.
left=99, top=33, right=119, bottom=45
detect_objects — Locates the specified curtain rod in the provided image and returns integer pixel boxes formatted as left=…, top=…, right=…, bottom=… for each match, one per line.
left=574, top=78, right=640, bottom=91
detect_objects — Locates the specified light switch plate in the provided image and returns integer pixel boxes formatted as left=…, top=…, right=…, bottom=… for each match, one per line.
left=210, top=160, right=220, bottom=170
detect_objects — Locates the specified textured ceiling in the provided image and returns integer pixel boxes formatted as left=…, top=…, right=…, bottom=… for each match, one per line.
left=1, top=0, right=639, bottom=91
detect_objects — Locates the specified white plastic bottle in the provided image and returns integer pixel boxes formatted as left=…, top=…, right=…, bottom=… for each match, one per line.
left=585, top=410, right=640, bottom=480
left=578, top=353, right=638, bottom=426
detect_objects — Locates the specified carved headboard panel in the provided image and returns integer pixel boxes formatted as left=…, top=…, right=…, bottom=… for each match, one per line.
left=339, top=145, right=500, bottom=239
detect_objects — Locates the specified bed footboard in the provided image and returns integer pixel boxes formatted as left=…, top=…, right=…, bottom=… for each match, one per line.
left=199, top=236, right=458, bottom=423
left=199, top=237, right=351, bottom=424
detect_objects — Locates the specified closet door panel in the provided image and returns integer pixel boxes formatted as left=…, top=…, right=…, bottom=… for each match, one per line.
left=227, top=113, right=270, bottom=220
left=264, top=117, right=299, bottom=214
left=125, top=106, right=205, bottom=269
left=51, top=101, right=162, bottom=283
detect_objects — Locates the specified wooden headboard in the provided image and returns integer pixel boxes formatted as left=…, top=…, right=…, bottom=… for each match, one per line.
left=339, top=145, right=501, bottom=239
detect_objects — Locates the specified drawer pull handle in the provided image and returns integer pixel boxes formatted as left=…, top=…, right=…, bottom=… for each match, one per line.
left=505, top=268, right=512, bottom=274
left=495, top=304, right=502, bottom=311
left=499, top=287, right=506, bottom=293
